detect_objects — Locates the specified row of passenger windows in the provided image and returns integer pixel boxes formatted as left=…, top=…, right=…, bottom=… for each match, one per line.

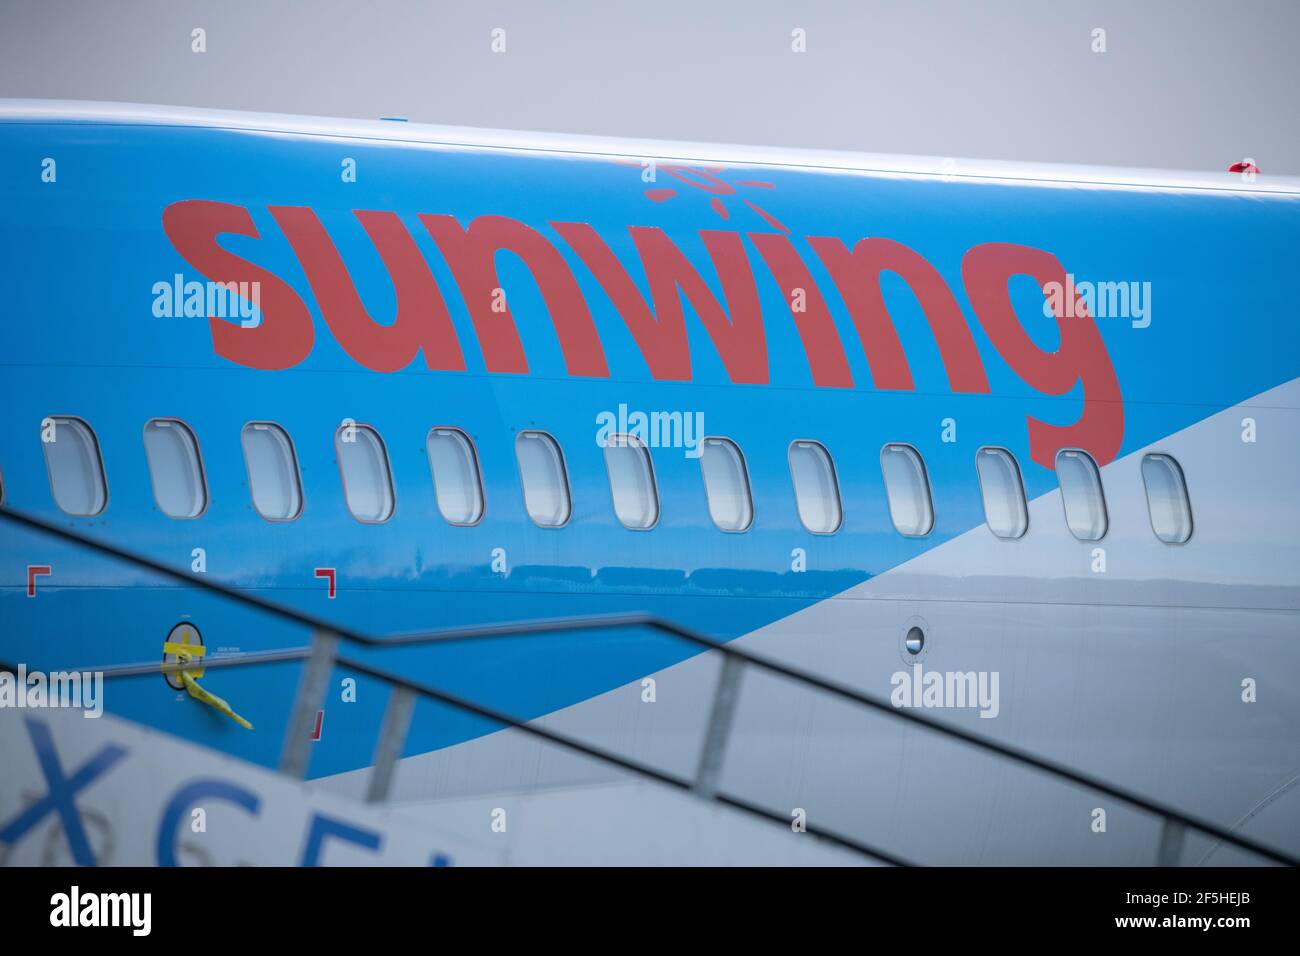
left=34, top=416, right=1194, bottom=544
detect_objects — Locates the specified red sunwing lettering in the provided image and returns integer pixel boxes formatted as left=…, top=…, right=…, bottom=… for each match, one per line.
left=555, top=224, right=769, bottom=384
left=420, top=214, right=608, bottom=377
left=269, top=207, right=466, bottom=373
left=629, top=228, right=768, bottom=384
left=810, top=236, right=990, bottom=393
left=166, top=198, right=1121, bottom=461
left=748, top=233, right=854, bottom=388
left=551, top=222, right=691, bottom=380
left=962, top=242, right=1124, bottom=467
left=161, top=200, right=314, bottom=370
left=632, top=227, right=769, bottom=383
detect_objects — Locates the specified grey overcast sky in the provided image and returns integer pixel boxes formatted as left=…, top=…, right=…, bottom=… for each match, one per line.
left=1, top=0, right=1296, bottom=174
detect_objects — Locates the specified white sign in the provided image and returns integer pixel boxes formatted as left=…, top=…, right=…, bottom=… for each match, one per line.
left=0, top=708, right=504, bottom=866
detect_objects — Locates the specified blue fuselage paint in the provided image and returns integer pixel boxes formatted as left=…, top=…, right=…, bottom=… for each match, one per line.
left=1, top=109, right=1297, bottom=779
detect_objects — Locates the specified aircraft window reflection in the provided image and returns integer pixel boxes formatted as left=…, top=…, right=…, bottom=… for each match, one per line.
left=143, top=419, right=208, bottom=519
left=42, top=416, right=108, bottom=516
left=1141, top=453, right=1192, bottom=544
left=788, top=440, right=841, bottom=534
left=241, top=422, right=303, bottom=521
left=700, top=437, right=753, bottom=532
left=604, top=433, right=658, bottom=530
left=1056, top=449, right=1107, bottom=541
left=337, top=423, right=395, bottom=523
left=516, top=430, right=571, bottom=528
left=26, top=412, right=1197, bottom=545
left=975, top=446, right=1028, bottom=539
left=427, top=427, right=484, bottom=526
left=880, top=443, right=934, bottom=537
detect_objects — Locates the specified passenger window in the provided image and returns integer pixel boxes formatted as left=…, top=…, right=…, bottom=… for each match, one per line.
left=427, top=427, right=484, bottom=526
left=1056, top=449, right=1107, bottom=540
left=700, top=437, right=754, bottom=532
left=603, top=433, right=658, bottom=529
left=880, top=443, right=934, bottom=536
left=241, top=422, right=303, bottom=521
left=788, top=440, right=841, bottom=534
left=143, top=419, right=207, bottom=519
left=42, top=416, right=107, bottom=516
left=1141, top=453, right=1192, bottom=544
left=336, top=424, right=395, bottom=523
left=516, top=431, right=570, bottom=528
left=975, top=446, right=1028, bottom=539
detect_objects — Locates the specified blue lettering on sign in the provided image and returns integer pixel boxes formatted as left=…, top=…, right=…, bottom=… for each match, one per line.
left=300, top=813, right=382, bottom=865
left=157, top=778, right=262, bottom=866
left=0, top=717, right=127, bottom=866
left=1, top=718, right=458, bottom=866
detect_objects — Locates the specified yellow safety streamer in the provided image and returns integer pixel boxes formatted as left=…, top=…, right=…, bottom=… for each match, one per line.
left=164, top=643, right=253, bottom=730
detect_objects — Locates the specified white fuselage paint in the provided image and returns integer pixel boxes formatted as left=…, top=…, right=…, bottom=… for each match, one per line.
left=319, top=380, right=1300, bottom=865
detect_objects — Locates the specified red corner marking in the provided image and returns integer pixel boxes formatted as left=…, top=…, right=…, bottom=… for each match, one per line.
left=309, top=710, right=324, bottom=741
left=26, top=565, right=52, bottom=597
left=314, top=567, right=336, bottom=598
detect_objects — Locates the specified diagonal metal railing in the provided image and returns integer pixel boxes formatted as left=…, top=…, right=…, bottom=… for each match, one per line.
left=2, top=505, right=1296, bottom=867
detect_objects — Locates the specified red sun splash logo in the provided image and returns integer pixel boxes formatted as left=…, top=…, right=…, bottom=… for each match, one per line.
left=615, top=160, right=789, bottom=233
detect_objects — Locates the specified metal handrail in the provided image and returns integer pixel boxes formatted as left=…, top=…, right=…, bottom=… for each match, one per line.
left=3, top=644, right=906, bottom=864
left=3, top=504, right=1295, bottom=867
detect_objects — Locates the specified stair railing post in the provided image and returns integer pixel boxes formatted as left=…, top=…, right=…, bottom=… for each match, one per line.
left=366, top=686, right=416, bottom=803
left=1156, top=817, right=1187, bottom=867
left=693, top=654, right=745, bottom=800
left=280, top=629, right=338, bottom=779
